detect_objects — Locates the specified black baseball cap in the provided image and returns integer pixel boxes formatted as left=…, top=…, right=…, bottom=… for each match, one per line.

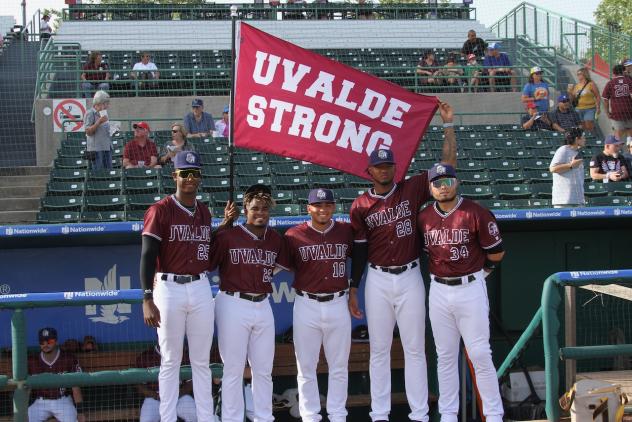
left=428, top=163, right=457, bottom=182
left=38, top=327, right=58, bottom=342
left=174, top=151, right=202, bottom=169
left=245, top=184, right=272, bottom=196
left=308, top=188, right=335, bottom=204
left=368, top=149, right=395, bottom=166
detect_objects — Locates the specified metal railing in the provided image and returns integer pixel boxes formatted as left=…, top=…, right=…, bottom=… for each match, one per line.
left=491, top=2, right=632, bottom=78
left=61, top=3, right=475, bottom=22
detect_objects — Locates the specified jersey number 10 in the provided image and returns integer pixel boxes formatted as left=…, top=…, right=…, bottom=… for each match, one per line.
left=332, top=262, right=346, bottom=278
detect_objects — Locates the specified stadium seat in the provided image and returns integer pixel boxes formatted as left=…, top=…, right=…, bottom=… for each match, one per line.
left=88, top=169, right=122, bottom=181
left=233, top=153, right=265, bottom=164
left=460, top=170, right=491, bottom=185
left=477, top=199, right=511, bottom=209
left=607, top=181, right=632, bottom=196
left=81, top=211, right=126, bottom=222
left=212, top=191, right=230, bottom=207
left=41, top=195, right=83, bottom=211
left=196, top=144, right=229, bottom=156
left=50, top=169, right=87, bottom=182
left=522, top=158, right=550, bottom=170
left=508, top=198, right=551, bottom=208
left=489, top=139, right=524, bottom=150
left=211, top=207, right=225, bottom=219
left=271, top=162, right=309, bottom=176
left=58, top=145, right=85, bottom=158
left=86, top=180, right=123, bottom=195
left=410, top=159, right=438, bottom=172
left=125, top=210, right=146, bottom=221
left=524, top=170, right=551, bottom=183
left=460, top=185, right=493, bottom=199
left=310, top=165, right=341, bottom=175
left=36, top=211, right=81, bottom=224
left=458, top=159, right=486, bottom=172
left=123, top=179, right=160, bottom=194
left=494, top=184, right=532, bottom=199
left=527, top=138, right=557, bottom=150
left=417, top=150, right=440, bottom=160
left=530, top=184, right=552, bottom=199
left=55, top=158, right=89, bottom=169
left=272, top=204, right=302, bottom=216
left=274, top=175, right=311, bottom=190
left=194, top=192, right=212, bottom=205
left=584, top=182, right=608, bottom=197
left=204, top=154, right=230, bottom=165
left=267, top=155, right=298, bottom=164
left=161, top=178, right=176, bottom=193
left=124, top=168, right=160, bottom=179
left=460, top=139, right=491, bottom=150
left=126, top=194, right=163, bottom=210
left=238, top=176, right=273, bottom=190
left=235, top=163, right=271, bottom=177
left=490, top=170, right=525, bottom=184
left=588, top=196, right=628, bottom=206
left=310, top=174, right=347, bottom=188
left=487, top=159, right=520, bottom=171
left=272, top=190, right=295, bottom=204
left=47, top=181, right=85, bottom=196
left=203, top=178, right=231, bottom=192
left=333, top=188, right=367, bottom=202
left=202, top=165, right=230, bottom=178
left=471, top=150, right=503, bottom=160
left=346, top=175, right=371, bottom=188
left=85, top=195, right=127, bottom=211
left=504, top=149, right=534, bottom=159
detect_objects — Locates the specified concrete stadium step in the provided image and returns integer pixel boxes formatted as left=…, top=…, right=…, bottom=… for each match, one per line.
left=0, top=198, right=40, bottom=212
left=0, top=174, right=49, bottom=188
left=0, top=185, right=45, bottom=198
left=0, top=210, right=38, bottom=224
left=0, top=166, right=50, bottom=176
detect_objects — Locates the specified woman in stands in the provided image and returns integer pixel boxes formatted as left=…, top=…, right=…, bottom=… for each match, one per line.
left=84, top=90, right=112, bottom=170
left=81, top=51, right=110, bottom=99
left=521, top=66, right=549, bottom=113
left=416, top=51, right=440, bottom=92
left=159, top=123, right=195, bottom=166
left=567, top=68, right=601, bottom=133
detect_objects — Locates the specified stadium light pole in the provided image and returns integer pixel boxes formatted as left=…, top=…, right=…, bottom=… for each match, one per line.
left=21, top=0, right=27, bottom=32
left=228, top=4, right=239, bottom=203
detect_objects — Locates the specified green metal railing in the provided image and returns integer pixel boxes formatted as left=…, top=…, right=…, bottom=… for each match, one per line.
left=62, top=3, right=475, bottom=22
left=491, top=2, right=632, bottom=77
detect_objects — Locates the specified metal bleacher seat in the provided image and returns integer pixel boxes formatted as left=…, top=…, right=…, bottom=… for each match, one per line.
left=47, top=181, right=85, bottom=196
left=235, top=163, right=271, bottom=177
left=88, top=169, right=122, bottom=181
left=584, top=182, right=608, bottom=197
left=86, top=180, right=123, bottom=195
left=607, top=181, right=632, bottom=196
left=37, top=211, right=81, bottom=224
left=460, top=171, right=491, bottom=185
left=50, top=169, right=87, bottom=182
left=460, top=185, right=493, bottom=200
left=85, top=194, right=127, bottom=211
left=81, top=211, right=126, bottom=222
left=477, top=199, right=511, bottom=209
left=589, top=196, right=628, bottom=206
left=491, top=170, right=525, bottom=184
left=494, top=184, right=532, bottom=199
left=123, top=179, right=160, bottom=194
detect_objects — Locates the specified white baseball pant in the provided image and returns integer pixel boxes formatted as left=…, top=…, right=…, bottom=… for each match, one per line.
left=293, top=292, right=351, bottom=422
left=154, top=274, right=215, bottom=422
left=215, top=291, right=275, bottom=422
left=365, top=262, right=429, bottom=422
left=139, top=395, right=198, bottom=422
left=428, top=273, right=503, bottom=422
left=28, top=396, right=77, bottom=422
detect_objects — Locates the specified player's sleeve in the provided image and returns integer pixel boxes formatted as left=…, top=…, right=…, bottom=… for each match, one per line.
left=349, top=200, right=367, bottom=242
left=589, top=153, right=600, bottom=169
left=142, top=204, right=164, bottom=241
left=274, top=235, right=291, bottom=271
left=84, top=110, right=95, bottom=128
left=550, top=146, right=566, bottom=167
left=476, top=207, right=503, bottom=250
left=282, top=231, right=298, bottom=272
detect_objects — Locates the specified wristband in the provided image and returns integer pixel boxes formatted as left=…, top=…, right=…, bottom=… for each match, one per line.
left=143, top=289, right=153, bottom=300
left=442, top=122, right=454, bottom=128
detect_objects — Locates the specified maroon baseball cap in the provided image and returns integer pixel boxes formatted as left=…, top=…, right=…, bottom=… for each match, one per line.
left=133, top=121, right=151, bottom=132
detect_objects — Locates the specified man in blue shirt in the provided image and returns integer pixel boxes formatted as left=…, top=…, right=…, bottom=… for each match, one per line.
left=184, top=98, right=215, bottom=139
left=483, top=43, right=517, bottom=92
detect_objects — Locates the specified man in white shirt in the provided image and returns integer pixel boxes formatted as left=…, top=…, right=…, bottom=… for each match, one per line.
left=131, top=52, right=160, bottom=93
left=40, top=14, right=52, bottom=40
left=214, top=105, right=229, bottom=138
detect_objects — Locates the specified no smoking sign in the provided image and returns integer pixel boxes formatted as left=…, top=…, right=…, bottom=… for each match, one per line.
left=52, top=99, right=87, bottom=133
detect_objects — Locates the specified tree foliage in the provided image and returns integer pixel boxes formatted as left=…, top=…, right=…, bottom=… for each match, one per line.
left=594, top=0, right=632, bottom=35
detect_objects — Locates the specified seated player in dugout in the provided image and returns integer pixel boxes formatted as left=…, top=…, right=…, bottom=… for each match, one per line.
left=28, top=327, right=86, bottom=422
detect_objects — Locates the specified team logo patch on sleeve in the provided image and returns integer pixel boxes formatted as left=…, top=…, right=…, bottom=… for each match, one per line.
left=488, top=222, right=499, bottom=237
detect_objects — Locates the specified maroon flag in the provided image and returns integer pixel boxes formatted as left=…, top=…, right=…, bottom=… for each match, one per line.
left=233, top=22, right=439, bottom=181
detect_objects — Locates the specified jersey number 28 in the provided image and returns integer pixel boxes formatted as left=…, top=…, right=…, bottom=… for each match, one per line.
left=396, top=219, right=413, bottom=238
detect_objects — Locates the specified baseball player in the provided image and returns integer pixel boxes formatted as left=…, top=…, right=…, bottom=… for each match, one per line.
left=209, top=184, right=291, bottom=422
left=28, top=327, right=85, bottom=422
left=141, top=151, right=237, bottom=422
left=284, top=188, right=354, bottom=422
left=348, top=102, right=456, bottom=422
left=418, top=163, right=504, bottom=422
left=135, top=344, right=199, bottom=422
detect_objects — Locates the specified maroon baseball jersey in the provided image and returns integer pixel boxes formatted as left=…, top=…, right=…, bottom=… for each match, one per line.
left=602, top=76, right=632, bottom=121
left=208, top=224, right=290, bottom=294
left=418, top=197, right=502, bottom=278
left=143, top=195, right=212, bottom=276
left=285, top=221, right=353, bottom=293
left=28, top=350, right=81, bottom=399
left=350, top=173, right=430, bottom=266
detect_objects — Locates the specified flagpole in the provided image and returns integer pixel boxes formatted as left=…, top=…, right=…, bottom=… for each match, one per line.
left=228, top=4, right=238, bottom=203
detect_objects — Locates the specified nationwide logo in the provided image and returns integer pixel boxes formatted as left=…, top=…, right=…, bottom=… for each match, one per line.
left=569, top=270, right=619, bottom=278
left=84, top=264, right=131, bottom=324
left=570, top=210, right=577, bottom=217
left=131, top=223, right=142, bottom=232
left=614, top=209, right=621, bottom=216
left=0, top=284, right=9, bottom=294
left=525, top=211, right=533, bottom=219
left=5, top=228, right=13, bottom=236
left=61, top=226, right=70, bottom=235
left=64, top=292, right=74, bottom=299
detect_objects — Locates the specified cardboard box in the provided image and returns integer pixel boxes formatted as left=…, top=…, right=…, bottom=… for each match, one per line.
left=502, top=370, right=546, bottom=403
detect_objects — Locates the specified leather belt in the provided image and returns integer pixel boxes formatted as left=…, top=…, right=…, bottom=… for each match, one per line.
left=224, top=291, right=268, bottom=302
left=369, top=261, right=418, bottom=275
left=434, top=274, right=476, bottom=286
left=296, top=290, right=346, bottom=302
left=161, top=274, right=201, bottom=284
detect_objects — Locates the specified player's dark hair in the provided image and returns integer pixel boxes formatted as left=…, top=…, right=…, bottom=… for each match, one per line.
left=565, top=127, right=584, bottom=145
left=244, top=191, right=275, bottom=209
left=613, top=64, right=625, bottom=76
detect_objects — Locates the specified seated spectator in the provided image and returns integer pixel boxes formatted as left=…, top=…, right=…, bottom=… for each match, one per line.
left=131, top=52, right=159, bottom=91
left=215, top=105, right=230, bottom=138
left=521, top=66, right=549, bottom=112
left=356, top=0, right=374, bottom=20
left=136, top=344, right=198, bottom=422
left=184, top=98, right=215, bottom=138
left=567, top=68, right=601, bottom=133
left=285, top=0, right=305, bottom=19
left=84, top=90, right=112, bottom=170
left=549, top=95, right=581, bottom=132
left=434, top=55, right=463, bottom=92
left=602, top=65, right=632, bottom=144
left=159, top=123, right=195, bottom=166
left=464, top=54, right=482, bottom=92
left=483, top=43, right=517, bottom=92
left=416, top=51, right=439, bottom=90
left=461, top=29, right=487, bottom=58
left=521, top=102, right=553, bottom=131
left=549, top=127, right=586, bottom=208
left=590, top=135, right=630, bottom=182
left=39, top=14, right=52, bottom=40
left=28, top=327, right=85, bottom=422
left=81, top=51, right=110, bottom=98
left=123, top=122, right=160, bottom=169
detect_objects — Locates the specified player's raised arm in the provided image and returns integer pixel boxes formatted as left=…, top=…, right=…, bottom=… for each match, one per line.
left=439, top=102, right=457, bottom=168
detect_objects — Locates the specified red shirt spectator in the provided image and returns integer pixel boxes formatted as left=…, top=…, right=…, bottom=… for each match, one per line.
left=123, top=122, right=159, bottom=168
left=82, top=62, right=109, bottom=81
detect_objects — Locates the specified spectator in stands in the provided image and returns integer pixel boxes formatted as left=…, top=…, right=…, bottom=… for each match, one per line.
left=356, top=0, right=374, bottom=20
left=590, top=135, right=630, bottom=182
left=123, top=122, right=160, bottom=169
left=521, top=66, right=549, bottom=112
left=483, top=43, right=517, bottom=92
left=435, top=55, right=463, bottom=92
left=28, top=327, right=86, bottom=422
left=416, top=51, right=439, bottom=90
left=460, top=29, right=487, bottom=58
left=131, top=52, right=159, bottom=91
left=184, top=99, right=215, bottom=138
left=550, top=127, right=586, bottom=208
left=624, top=59, right=632, bottom=77
left=521, top=102, right=553, bottom=131
left=549, top=95, right=581, bottom=132
left=602, top=65, right=632, bottom=144
left=567, top=68, right=601, bottom=133
left=285, top=0, right=306, bottom=19
left=84, top=90, right=112, bottom=170
left=215, top=105, right=230, bottom=138
left=39, top=14, right=52, bottom=40
left=81, top=51, right=110, bottom=98
left=159, top=123, right=194, bottom=166
left=464, top=53, right=482, bottom=92
left=136, top=344, right=198, bottom=422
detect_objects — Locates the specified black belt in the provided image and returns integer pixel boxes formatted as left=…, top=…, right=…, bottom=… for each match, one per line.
left=160, top=274, right=201, bottom=284
left=369, top=261, right=418, bottom=275
left=224, top=291, right=268, bottom=302
left=296, top=290, right=346, bottom=302
left=434, top=275, right=476, bottom=286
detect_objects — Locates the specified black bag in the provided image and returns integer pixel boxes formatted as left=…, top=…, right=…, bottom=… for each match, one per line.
left=572, top=82, right=589, bottom=108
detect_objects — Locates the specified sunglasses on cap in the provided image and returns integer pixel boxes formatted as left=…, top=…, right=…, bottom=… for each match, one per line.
left=40, top=338, right=56, bottom=346
left=175, top=169, right=202, bottom=179
left=431, top=178, right=457, bottom=188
